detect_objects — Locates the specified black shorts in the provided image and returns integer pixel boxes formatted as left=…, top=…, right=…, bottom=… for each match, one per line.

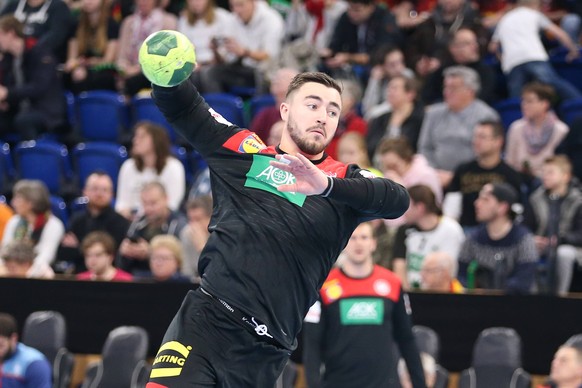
left=147, top=289, right=290, bottom=388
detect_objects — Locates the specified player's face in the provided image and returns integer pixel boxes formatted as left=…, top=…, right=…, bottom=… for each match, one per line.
left=344, top=223, right=376, bottom=265
left=550, top=347, right=582, bottom=385
left=281, top=82, right=341, bottom=156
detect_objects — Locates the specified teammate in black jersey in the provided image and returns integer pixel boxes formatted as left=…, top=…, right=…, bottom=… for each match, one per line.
left=146, top=72, right=410, bottom=388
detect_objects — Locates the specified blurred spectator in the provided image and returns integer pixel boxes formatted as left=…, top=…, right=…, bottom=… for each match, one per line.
left=366, top=75, right=424, bottom=159
left=398, top=352, right=437, bottom=388
left=303, top=222, right=426, bottom=388
left=63, top=0, right=120, bottom=94
left=475, top=0, right=513, bottom=30
left=199, top=0, right=284, bottom=94
left=370, top=218, right=397, bottom=269
left=249, top=67, right=298, bottom=141
left=2, top=180, right=64, bottom=278
left=282, top=0, right=347, bottom=71
left=148, top=234, right=191, bottom=282
left=116, top=121, right=185, bottom=218
left=0, top=240, right=54, bottom=279
left=406, top=0, right=484, bottom=77
left=337, top=132, right=382, bottom=176
left=266, top=120, right=284, bottom=147
left=326, top=79, right=367, bottom=159
left=420, top=251, right=463, bottom=292
left=418, top=66, right=499, bottom=187
left=0, top=15, right=67, bottom=141
left=390, top=0, right=433, bottom=31
left=0, top=313, right=52, bottom=388
left=505, top=82, right=569, bottom=180
left=538, top=344, right=582, bottom=388
left=323, top=0, right=401, bottom=77
left=443, top=120, right=522, bottom=229
left=116, top=0, right=177, bottom=98
left=0, top=0, right=72, bottom=62
left=180, top=195, right=212, bottom=283
left=524, top=155, right=582, bottom=294
left=422, top=27, right=497, bottom=105
left=77, top=231, right=133, bottom=281
left=362, top=46, right=414, bottom=118
left=458, top=182, right=538, bottom=294
left=490, top=0, right=581, bottom=100
left=177, top=0, right=236, bottom=68
left=118, top=182, right=187, bottom=275
left=0, top=203, right=14, bottom=241
left=392, top=185, right=464, bottom=290
left=58, top=171, right=130, bottom=273
left=377, top=137, right=442, bottom=204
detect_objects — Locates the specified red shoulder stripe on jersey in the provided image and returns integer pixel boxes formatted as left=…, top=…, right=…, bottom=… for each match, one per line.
left=320, top=266, right=401, bottom=305
left=223, top=130, right=267, bottom=154
left=318, top=156, right=348, bottom=178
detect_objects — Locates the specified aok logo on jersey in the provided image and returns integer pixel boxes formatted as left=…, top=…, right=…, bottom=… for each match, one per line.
left=340, top=298, right=384, bottom=325
left=245, top=155, right=306, bottom=206
left=149, top=341, right=192, bottom=379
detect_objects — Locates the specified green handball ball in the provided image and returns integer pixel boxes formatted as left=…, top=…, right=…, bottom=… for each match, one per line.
left=139, top=30, right=196, bottom=87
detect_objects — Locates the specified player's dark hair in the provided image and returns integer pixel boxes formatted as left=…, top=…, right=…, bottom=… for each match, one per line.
left=286, top=72, right=342, bottom=99
left=0, top=313, right=18, bottom=337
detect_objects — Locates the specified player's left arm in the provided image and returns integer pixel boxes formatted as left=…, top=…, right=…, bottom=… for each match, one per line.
left=271, top=154, right=409, bottom=219
left=393, top=289, right=427, bottom=388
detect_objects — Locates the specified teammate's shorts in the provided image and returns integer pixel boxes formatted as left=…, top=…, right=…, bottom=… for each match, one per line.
left=147, top=288, right=290, bottom=388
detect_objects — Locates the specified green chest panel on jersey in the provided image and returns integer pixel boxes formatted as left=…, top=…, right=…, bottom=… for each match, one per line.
left=339, top=298, right=384, bottom=325
left=244, top=155, right=306, bottom=206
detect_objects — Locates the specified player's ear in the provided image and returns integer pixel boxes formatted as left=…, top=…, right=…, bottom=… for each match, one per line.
left=280, top=102, right=289, bottom=121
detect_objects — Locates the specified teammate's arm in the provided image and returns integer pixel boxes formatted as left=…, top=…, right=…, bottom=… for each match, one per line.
left=303, top=301, right=324, bottom=388
left=392, top=290, right=427, bottom=388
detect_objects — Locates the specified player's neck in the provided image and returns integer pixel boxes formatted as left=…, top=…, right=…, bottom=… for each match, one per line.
left=342, top=259, right=374, bottom=278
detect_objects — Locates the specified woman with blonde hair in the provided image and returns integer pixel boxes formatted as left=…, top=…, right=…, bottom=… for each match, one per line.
left=115, top=121, right=185, bottom=218
left=1, top=180, right=64, bottom=277
left=148, top=234, right=191, bottom=282
left=337, top=132, right=382, bottom=177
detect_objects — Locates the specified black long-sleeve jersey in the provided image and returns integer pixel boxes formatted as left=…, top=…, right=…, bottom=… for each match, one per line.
left=152, top=80, right=409, bottom=350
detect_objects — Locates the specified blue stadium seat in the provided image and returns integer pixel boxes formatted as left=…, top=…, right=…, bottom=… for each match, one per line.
left=65, top=90, right=77, bottom=129
left=559, top=98, right=582, bottom=126
left=77, top=90, right=128, bottom=142
left=249, top=94, right=276, bottom=120
left=493, top=98, right=523, bottom=132
left=72, top=142, right=128, bottom=191
left=50, top=195, right=68, bottom=226
left=14, top=141, right=73, bottom=195
left=131, top=96, right=178, bottom=143
left=202, top=93, right=245, bottom=127
left=171, top=145, right=193, bottom=186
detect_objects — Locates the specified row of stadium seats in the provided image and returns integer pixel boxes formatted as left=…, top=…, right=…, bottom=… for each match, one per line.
left=63, top=90, right=276, bottom=145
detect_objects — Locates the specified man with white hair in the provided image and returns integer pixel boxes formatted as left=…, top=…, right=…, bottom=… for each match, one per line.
left=420, top=251, right=463, bottom=293
left=398, top=352, right=437, bottom=388
left=417, top=65, right=499, bottom=187
left=540, top=344, right=582, bottom=388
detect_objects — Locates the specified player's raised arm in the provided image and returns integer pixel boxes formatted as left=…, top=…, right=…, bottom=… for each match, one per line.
left=139, top=30, right=240, bottom=156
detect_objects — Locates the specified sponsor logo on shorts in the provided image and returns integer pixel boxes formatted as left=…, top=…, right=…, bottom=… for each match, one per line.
left=238, top=134, right=266, bottom=154
left=150, top=341, right=192, bottom=379
left=339, top=298, right=384, bottom=325
left=244, top=155, right=306, bottom=206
